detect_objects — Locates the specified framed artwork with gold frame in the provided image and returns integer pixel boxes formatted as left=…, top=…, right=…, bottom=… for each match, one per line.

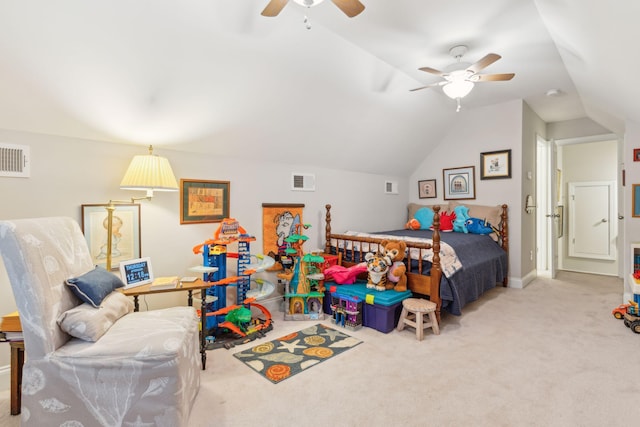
left=180, top=179, right=230, bottom=224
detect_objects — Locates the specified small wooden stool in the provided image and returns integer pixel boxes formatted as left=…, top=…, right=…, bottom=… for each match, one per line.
left=396, top=298, right=440, bottom=340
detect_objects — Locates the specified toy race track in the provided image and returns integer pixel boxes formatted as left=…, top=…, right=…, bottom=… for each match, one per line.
left=205, top=319, right=274, bottom=350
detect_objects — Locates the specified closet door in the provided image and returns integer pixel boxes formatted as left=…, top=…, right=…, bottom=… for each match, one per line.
left=568, top=181, right=616, bottom=260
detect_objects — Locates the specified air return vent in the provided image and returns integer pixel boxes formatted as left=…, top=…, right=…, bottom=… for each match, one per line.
left=0, top=144, right=30, bottom=178
left=385, top=180, right=398, bottom=194
left=291, top=173, right=315, bottom=191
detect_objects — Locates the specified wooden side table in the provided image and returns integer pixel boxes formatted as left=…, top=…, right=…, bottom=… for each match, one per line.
left=10, top=340, right=24, bottom=415
left=121, top=279, right=212, bottom=369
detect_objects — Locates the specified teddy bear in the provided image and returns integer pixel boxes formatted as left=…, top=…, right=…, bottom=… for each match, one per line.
left=364, top=251, right=392, bottom=291
left=380, top=240, right=408, bottom=292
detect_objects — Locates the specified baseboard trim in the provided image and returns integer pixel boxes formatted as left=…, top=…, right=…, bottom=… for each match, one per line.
left=508, top=270, right=536, bottom=289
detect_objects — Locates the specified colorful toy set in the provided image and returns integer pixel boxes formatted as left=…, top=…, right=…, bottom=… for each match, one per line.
left=329, top=288, right=363, bottom=331
left=277, top=223, right=326, bottom=320
left=192, top=218, right=275, bottom=348
left=613, top=272, right=640, bottom=334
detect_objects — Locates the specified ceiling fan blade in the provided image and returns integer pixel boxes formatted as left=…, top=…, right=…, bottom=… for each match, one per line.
left=467, top=53, right=501, bottom=73
left=410, top=82, right=443, bottom=92
left=331, top=0, right=365, bottom=17
left=475, top=73, right=515, bottom=82
left=418, top=67, right=446, bottom=76
left=261, top=0, right=289, bottom=17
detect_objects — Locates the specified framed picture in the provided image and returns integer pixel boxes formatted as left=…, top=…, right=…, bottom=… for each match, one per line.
left=262, top=203, right=304, bottom=271
left=480, top=149, right=511, bottom=180
left=443, top=166, right=476, bottom=200
left=81, top=204, right=141, bottom=270
left=180, top=179, right=230, bottom=224
left=633, top=185, right=640, bottom=218
left=634, top=149, right=640, bottom=162
left=418, top=179, right=437, bottom=199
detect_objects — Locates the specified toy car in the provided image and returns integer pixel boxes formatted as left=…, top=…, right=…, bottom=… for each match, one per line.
left=612, top=304, right=631, bottom=319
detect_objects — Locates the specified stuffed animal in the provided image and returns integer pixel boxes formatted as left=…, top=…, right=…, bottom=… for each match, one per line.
left=380, top=240, right=408, bottom=292
left=466, top=217, right=495, bottom=235
left=323, top=263, right=368, bottom=285
left=405, top=218, right=421, bottom=230
left=453, top=205, right=470, bottom=233
left=435, top=211, right=455, bottom=232
left=414, top=207, right=434, bottom=229
left=364, top=252, right=392, bottom=291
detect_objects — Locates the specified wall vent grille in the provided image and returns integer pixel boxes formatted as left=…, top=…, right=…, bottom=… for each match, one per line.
left=385, top=180, right=398, bottom=194
left=291, top=173, right=315, bottom=191
left=0, top=144, right=30, bottom=177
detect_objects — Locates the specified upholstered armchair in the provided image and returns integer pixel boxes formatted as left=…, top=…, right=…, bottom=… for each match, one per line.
left=0, top=217, right=201, bottom=426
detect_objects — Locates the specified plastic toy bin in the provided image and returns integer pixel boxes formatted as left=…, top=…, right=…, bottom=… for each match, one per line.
left=325, top=281, right=411, bottom=333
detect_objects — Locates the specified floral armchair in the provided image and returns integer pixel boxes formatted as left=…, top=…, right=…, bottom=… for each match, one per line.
left=0, top=217, right=201, bottom=426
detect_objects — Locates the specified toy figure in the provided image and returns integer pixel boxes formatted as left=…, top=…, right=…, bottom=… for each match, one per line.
left=365, top=251, right=392, bottom=291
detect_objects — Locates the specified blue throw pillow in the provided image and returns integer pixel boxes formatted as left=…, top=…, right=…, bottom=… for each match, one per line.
left=65, top=266, right=125, bottom=308
left=414, top=207, right=435, bottom=230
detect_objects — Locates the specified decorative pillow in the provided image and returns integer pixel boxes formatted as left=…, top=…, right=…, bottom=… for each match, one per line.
left=66, top=266, right=125, bottom=308
left=57, top=291, right=133, bottom=342
left=449, top=202, right=502, bottom=228
left=414, top=207, right=435, bottom=230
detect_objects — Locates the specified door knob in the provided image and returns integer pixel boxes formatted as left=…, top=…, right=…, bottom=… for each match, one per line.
left=601, top=218, right=607, bottom=223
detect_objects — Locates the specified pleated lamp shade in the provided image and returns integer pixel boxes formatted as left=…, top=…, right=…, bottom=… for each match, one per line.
left=120, top=145, right=178, bottom=196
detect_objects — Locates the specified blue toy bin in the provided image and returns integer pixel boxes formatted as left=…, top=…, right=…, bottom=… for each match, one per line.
left=325, top=281, right=412, bottom=333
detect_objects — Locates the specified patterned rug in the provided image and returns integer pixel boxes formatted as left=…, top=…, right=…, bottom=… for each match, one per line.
left=233, top=323, right=363, bottom=384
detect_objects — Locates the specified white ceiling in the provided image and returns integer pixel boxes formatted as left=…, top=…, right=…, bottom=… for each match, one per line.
left=0, top=1, right=637, bottom=174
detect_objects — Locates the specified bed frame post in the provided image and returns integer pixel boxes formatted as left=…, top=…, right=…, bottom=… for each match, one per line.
left=325, top=204, right=332, bottom=254
left=431, top=205, right=442, bottom=322
left=501, top=204, right=509, bottom=287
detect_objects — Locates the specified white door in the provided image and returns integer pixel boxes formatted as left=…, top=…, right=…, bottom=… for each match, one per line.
left=536, top=136, right=558, bottom=278
left=568, top=181, right=616, bottom=260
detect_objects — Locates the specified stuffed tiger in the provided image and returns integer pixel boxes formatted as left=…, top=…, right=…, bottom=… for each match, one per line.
left=364, top=252, right=393, bottom=291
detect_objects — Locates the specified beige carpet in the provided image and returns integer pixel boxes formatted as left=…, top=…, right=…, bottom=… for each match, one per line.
left=2, top=271, right=639, bottom=426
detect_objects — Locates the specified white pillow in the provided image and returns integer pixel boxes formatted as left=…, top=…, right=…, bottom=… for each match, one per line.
left=57, top=291, right=134, bottom=342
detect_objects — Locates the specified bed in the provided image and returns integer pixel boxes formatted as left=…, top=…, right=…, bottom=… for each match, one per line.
left=323, top=203, right=509, bottom=321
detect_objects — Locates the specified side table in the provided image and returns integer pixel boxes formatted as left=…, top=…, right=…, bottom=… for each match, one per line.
left=10, top=340, right=24, bottom=415
left=121, top=279, right=212, bottom=369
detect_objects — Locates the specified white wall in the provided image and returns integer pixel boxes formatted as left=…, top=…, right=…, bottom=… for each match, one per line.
left=624, top=121, right=640, bottom=301
left=0, top=128, right=409, bottom=389
left=410, top=99, right=524, bottom=283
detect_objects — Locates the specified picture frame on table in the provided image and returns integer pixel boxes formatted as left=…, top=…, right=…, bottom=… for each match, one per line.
left=634, top=148, right=640, bottom=162
left=480, top=149, right=512, bottom=180
left=81, top=203, right=141, bottom=270
left=418, top=179, right=437, bottom=199
left=180, top=179, right=230, bottom=224
left=443, top=166, right=476, bottom=200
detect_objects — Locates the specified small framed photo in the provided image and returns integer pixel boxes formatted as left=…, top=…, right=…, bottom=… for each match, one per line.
left=634, top=149, right=640, bottom=162
left=81, top=204, right=141, bottom=270
left=180, top=179, right=230, bottom=224
left=443, top=166, right=476, bottom=200
left=633, top=184, right=640, bottom=217
left=480, top=149, right=512, bottom=180
left=418, top=179, right=437, bottom=199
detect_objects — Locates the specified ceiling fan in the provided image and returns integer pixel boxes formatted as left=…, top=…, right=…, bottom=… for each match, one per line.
left=411, top=45, right=515, bottom=112
left=261, top=0, right=365, bottom=18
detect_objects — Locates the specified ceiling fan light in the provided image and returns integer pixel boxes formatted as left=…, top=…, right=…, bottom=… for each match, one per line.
left=293, top=0, right=326, bottom=7
left=442, top=80, right=474, bottom=99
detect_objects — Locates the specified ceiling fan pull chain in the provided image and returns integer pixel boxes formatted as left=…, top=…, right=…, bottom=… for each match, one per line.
left=456, top=98, right=462, bottom=113
left=303, top=15, right=312, bottom=30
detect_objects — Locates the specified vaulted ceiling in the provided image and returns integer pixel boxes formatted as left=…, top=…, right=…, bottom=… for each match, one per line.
left=0, top=1, right=636, bottom=174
